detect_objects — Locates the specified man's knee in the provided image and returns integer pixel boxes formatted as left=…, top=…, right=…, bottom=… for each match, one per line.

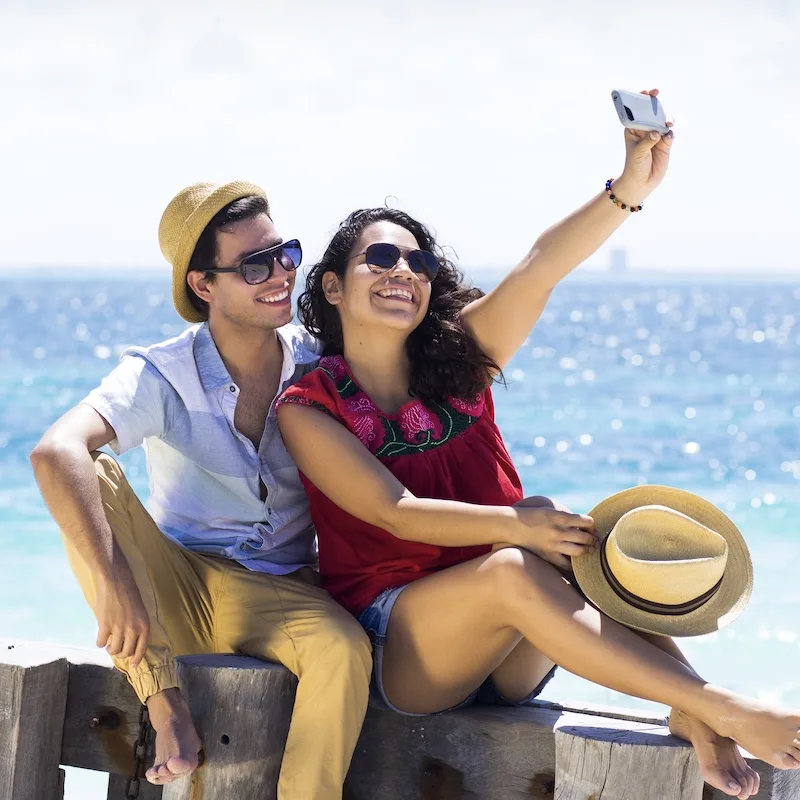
left=91, top=451, right=131, bottom=503
left=305, top=605, right=372, bottom=674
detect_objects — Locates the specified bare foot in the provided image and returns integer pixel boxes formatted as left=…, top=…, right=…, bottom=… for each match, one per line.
left=144, top=688, right=203, bottom=785
left=701, top=689, right=800, bottom=772
left=670, top=708, right=760, bottom=799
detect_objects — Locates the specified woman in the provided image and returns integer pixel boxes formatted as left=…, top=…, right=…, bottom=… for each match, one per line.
left=277, top=91, right=799, bottom=799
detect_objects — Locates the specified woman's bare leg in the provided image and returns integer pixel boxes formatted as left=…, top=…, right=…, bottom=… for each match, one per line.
left=643, top=633, right=760, bottom=800
left=382, top=546, right=800, bottom=772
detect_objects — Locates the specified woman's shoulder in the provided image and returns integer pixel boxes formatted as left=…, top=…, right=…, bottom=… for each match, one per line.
left=278, top=355, right=350, bottom=419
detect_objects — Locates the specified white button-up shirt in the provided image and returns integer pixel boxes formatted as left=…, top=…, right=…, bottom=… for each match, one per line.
left=82, top=322, right=320, bottom=574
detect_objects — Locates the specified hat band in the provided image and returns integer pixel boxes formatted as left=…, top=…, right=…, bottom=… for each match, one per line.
left=600, top=537, right=723, bottom=616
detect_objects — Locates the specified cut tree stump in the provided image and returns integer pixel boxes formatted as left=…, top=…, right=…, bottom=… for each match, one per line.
left=161, top=655, right=298, bottom=800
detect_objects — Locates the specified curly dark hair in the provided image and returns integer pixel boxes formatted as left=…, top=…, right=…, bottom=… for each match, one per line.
left=297, top=208, right=500, bottom=403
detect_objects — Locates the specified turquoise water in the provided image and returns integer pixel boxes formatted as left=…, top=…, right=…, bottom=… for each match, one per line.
left=1, top=274, right=798, bottom=795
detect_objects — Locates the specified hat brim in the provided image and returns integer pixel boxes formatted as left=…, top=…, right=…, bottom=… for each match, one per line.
left=572, top=486, right=753, bottom=637
left=171, top=181, right=270, bottom=323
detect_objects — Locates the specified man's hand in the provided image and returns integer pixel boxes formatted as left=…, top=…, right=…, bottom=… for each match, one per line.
left=95, top=553, right=150, bottom=667
left=510, top=498, right=598, bottom=571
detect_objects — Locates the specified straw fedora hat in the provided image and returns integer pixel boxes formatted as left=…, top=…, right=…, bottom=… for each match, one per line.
left=572, top=486, right=753, bottom=637
left=158, top=181, right=270, bottom=323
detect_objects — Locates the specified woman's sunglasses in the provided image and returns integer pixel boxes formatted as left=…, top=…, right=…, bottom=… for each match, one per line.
left=204, top=239, right=302, bottom=285
left=356, top=242, right=439, bottom=282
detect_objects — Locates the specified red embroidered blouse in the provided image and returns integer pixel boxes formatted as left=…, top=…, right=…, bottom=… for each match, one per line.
left=278, top=355, right=524, bottom=615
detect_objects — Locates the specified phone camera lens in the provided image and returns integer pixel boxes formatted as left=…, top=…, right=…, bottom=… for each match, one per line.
left=623, top=105, right=635, bottom=122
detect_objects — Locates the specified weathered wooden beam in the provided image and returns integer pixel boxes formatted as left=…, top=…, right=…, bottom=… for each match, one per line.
left=107, top=774, right=163, bottom=799
left=0, top=644, right=69, bottom=800
left=161, top=655, right=298, bottom=800
left=62, top=660, right=145, bottom=775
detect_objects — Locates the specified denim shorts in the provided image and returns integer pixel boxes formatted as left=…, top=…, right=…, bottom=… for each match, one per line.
left=357, top=584, right=557, bottom=716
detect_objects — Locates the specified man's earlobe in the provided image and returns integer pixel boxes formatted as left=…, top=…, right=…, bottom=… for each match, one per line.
left=187, top=271, right=212, bottom=304
left=322, top=272, right=342, bottom=306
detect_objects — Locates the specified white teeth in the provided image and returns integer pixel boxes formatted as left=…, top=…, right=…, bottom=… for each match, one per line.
left=377, top=288, right=413, bottom=301
left=257, top=289, right=289, bottom=304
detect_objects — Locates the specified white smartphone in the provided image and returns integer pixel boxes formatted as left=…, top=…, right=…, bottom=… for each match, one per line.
left=611, top=89, right=669, bottom=135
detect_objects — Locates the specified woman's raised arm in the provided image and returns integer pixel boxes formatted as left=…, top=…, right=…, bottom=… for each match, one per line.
left=460, top=89, right=674, bottom=371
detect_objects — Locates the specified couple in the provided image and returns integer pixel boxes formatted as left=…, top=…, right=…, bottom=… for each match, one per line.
left=31, top=94, right=799, bottom=800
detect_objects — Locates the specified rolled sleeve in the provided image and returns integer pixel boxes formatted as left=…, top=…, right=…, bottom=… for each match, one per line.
left=81, top=356, right=167, bottom=455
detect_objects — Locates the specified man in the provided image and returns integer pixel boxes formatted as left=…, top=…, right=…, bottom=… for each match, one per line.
left=30, top=181, right=372, bottom=796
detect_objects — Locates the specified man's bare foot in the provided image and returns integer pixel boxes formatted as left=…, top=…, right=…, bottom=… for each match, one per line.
left=700, top=689, right=800, bottom=773
left=144, top=688, right=203, bottom=785
left=670, top=708, right=760, bottom=799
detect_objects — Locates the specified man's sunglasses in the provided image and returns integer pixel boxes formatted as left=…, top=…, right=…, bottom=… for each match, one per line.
left=203, top=239, right=302, bottom=285
left=355, top=242, right=440, bottom=282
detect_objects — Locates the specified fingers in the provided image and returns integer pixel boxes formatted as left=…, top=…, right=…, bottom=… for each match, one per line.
left=561, top=529, right=598, bottom=548
left=96, top=623, right=111, bottom=649
left=101, top=625, right=149, bottom=664
left=558, top=540, right=594, bottom=557
left=105, top=630, right=124, bottom=657
left=558, top=512, right=595, bottom=531
left=130, top=630, right=149, bottom=668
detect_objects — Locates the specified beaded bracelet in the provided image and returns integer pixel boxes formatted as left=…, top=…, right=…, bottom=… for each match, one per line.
left=605, top=179, right=643, bottom=212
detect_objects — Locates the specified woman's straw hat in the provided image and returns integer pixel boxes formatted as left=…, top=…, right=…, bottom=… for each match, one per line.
left=158, top=181, right=270, bottom=323
left=572, top=486, right=753, bottom=637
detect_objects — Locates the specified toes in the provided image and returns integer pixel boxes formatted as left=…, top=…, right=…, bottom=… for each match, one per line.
left=732, top=766, right=757, bottom=799
left=165, top=755, right=195, bottom=775
left=145, top=766, right=165, bottom=786
left=702, top=766, right=742, bottom=796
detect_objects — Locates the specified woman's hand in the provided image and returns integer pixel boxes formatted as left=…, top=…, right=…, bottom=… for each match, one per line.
left=510, top=498, right=598, bottom=571
left=613, top=88, right=675, bottom=207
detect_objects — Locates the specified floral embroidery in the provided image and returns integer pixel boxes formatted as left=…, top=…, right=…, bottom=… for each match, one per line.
left=345, top=396, right=379, bottom=415
left=351, top=414, right=386, bottom=450
left=314, top=355, right=484, bottom=458
left=398, top=403, right=438, bottom=442
left=451, top=394, right=484, bottom=416
left=319, top=355, right=348, bottom=381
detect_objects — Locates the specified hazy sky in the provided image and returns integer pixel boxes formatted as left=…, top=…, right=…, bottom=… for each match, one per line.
left=2, top=0, right=799, bottom=273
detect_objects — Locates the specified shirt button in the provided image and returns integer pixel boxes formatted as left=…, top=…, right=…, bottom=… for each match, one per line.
left=229, top=385, right=237, bottom=393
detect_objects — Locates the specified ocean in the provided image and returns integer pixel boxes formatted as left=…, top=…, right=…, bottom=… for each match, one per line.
left=1, top=273, right=798, bottom=798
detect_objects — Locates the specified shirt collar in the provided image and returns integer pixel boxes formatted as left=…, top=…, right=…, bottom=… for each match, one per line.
left=194, top=322, right=318, bottom=395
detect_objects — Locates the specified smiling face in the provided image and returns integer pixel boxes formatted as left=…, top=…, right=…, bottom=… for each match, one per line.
left=323, top=221, right=432, bottom=336
left=187, top=212, right=295, bottom=330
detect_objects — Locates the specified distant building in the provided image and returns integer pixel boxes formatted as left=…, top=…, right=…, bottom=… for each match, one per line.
left=610, top=248, right=629, bottom=274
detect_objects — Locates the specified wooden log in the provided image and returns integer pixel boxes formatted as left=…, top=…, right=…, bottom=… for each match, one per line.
left=107, top=774, right=163, bottom=799
left=554, top=718, right=704, bottom=799
left=161, top=655, right=298, bottom=800
left=0, top=644, right=69, bottom=800
left=347, top=703, right=563, bottom=800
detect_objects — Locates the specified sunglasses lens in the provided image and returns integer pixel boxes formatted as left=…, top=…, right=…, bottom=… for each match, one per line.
left=279, top=240, right=302, bottom=271
left=241, top=253, right=273, bottom=285
left=409, top=250, right=439, bottom=281
left=365, top=243, right=401, bottom=270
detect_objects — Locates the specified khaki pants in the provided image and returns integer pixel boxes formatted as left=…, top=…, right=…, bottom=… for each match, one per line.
left=63, top=453, right=372, bottom=800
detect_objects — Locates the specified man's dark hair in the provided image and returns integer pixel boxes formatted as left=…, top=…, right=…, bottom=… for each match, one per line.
left=185, top=196, right=270, bottom=319
left=298, top=207, right=500, bottom=403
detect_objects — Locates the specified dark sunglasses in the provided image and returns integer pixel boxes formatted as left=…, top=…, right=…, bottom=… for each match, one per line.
left=204, top=239, right=302, bottom=285
left=356, top=242, right=439, bottom=282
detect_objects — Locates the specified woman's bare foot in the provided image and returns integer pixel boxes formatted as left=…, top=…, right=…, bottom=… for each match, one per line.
left=144, top=688, right=203, bottom=785
left=700, top=689, right=800, bottom=772
left=669, top=708, right=760, bottom=799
